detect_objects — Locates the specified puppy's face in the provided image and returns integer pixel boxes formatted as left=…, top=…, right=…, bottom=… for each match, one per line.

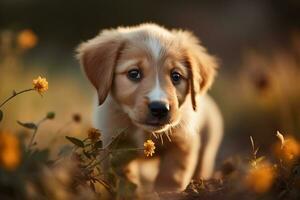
left=112, top=40, right=189, bottom=132
left=77, top=24, right=217, bottom=133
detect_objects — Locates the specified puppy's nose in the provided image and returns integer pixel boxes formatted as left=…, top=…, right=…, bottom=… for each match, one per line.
left=148, top=101, right=169, bottom=119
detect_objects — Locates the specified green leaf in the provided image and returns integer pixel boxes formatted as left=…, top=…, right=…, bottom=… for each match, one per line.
left=0, top=110, right=3, bottom=122
left=94, top=140, right=103, bottom=148
left=65, top=136, right=84, bottom=148
left=83, top=150, right=91, bottom=159
left=46, top=112, right=55, bottom=119
left=17, top=120, right=37, bottom=130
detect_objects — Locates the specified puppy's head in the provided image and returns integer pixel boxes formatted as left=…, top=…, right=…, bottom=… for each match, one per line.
left=77, top=23, right=217, bottom=133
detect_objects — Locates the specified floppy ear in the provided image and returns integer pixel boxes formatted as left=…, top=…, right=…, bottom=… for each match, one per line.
left=76, top=30, right=125, bottom=105
left=187, top=48, right=218, bottom=110
left=174, top=30, right=218, bottom=110
left=195, top=48, right=218, bottom=93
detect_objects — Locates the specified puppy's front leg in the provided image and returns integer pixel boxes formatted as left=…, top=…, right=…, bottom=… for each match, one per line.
left=194, top=97, right=223, bottom=180
left=154, top=134, right=200, bottom=192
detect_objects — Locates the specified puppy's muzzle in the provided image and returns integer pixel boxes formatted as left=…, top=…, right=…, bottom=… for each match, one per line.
left=148, top=101, right=169, bottom=120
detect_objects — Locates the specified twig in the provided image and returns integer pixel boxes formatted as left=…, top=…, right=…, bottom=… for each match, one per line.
left=0, top=88, right=34, bottom=108
left=27, top=117, right=47, bottom=149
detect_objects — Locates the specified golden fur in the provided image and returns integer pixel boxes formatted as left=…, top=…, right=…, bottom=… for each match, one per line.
left=77, top=23, right=223, bottom=194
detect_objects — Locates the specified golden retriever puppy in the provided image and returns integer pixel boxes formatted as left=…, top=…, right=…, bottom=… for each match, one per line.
left=77, top=23, right=223, bottom=193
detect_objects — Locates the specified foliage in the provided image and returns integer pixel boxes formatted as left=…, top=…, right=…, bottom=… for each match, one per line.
left=160, top=135, right=300, bottom=200
left=0, top=76, right=152, bottom=199
left=1, top=28, right=300, bottom=200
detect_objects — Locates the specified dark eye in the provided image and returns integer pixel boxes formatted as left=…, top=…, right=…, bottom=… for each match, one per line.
left=171, top=71, right=182, bottom=85
left=127, top=69, right=142, bottom=82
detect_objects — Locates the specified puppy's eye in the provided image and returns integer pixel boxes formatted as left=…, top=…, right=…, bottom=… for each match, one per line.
left=127, top=69, right=142, bottom=82
left=171, top=71, right=182, bottom=85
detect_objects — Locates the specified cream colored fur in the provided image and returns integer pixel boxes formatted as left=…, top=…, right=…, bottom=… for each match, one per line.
left=77, top=23, right=223, bottom=195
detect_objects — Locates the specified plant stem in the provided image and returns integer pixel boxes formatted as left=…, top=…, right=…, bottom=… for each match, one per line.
left=27, top=117, right=47, bottom=149
left=87, top=148, right=143, bottom=170
left=27, top=128, right=39, bottom=149
left=0, top=88, right=34, bottom=108
left=87, top=152, right=111, bottom=170
left=110, top=148, right=143, bottom=152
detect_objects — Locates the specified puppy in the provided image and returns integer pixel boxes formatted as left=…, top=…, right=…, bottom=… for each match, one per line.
left=77, top=23, right=223, bottom=193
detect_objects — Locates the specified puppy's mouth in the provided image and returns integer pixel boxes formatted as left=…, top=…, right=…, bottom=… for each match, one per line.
left=132, top=120, right=171, bottom=133
left=145, top=120, right=166, bottom=127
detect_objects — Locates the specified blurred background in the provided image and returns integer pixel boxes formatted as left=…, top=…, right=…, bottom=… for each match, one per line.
left=1, top=0, right=300, bottom=160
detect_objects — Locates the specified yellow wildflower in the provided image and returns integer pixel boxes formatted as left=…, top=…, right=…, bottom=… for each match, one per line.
left=33, top=76, right=48, bottom=94
left=273, top=132, right=300, bottom=164
left=17, top=29, right=38, bottom=49
left=245, top=161, right=275, bottom=193
left=283, top=138, right=300, bottom=160
left=144, top=140, right=155, bottom=157
left=0, top=132, right=21, bottom=170
left=88, top=128, right=101, bottom=141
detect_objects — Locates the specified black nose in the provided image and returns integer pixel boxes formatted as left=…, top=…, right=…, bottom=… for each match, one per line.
left=148, top=101, right=169, bottom=119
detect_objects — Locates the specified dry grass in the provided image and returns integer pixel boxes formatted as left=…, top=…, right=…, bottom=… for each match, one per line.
left=1, top=29, right=300, bottom=199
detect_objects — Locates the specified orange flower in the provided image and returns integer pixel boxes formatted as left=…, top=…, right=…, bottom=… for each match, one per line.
left=17, top=29, right=38, bottom=49
left=144, top=140, right=155, bottom=157
left=33, top=76, right=48, bottom=94
left=88, top=128, right=101, bottom=141
left=281, top=138, right=300, bottom=160
left=0, top=132, right=21, bottom=170
left=274, top=132, right=300, bottom=163
left=245, top=161, right=275, bottom=193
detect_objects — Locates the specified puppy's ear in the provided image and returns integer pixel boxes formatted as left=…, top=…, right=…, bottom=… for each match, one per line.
left=76, top=30, right=125, bottom=105
left=189, top=49, right=218, bottom=110
left=195, top=48, right=218, bottom=93
left=174, top=30, right=218, bottom=110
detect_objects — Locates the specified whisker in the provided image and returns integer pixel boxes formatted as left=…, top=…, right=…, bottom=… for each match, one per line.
left=159, top=133, right=164, bottom=145
left=166, top=132, right=172, bottom=142
left=167, top=124, right=173, bottom=142
left=152, top=132, right=158, bottom=139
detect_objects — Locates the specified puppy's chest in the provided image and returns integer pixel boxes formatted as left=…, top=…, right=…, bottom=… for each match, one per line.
left=128, top=128, right=200, bottom=157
